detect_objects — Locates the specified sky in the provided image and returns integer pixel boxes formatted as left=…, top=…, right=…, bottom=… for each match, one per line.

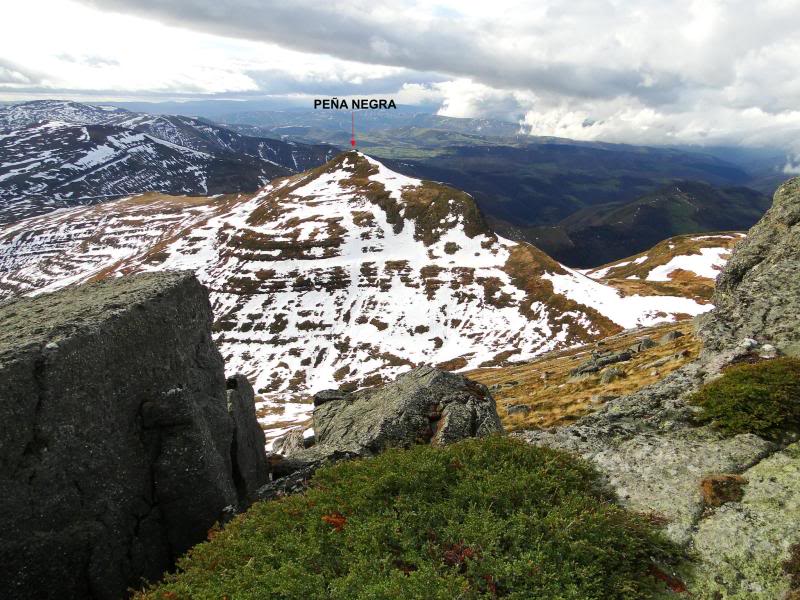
left=2, top=0, right=800, bottom=165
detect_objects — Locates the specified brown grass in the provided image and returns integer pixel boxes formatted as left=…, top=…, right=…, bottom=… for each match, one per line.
left=468, top=320, right=699, bottom=431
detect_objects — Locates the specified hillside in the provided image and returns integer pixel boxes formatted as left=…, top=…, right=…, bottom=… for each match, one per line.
left=526, top=182, right=768, bottom=266
left=0, top=151, right=720, bottom=441
left=582, top=232, right=743, bottom=300
left=0, top=100, right=336, bottom=223
left=470, top=320, right=699, bottom=430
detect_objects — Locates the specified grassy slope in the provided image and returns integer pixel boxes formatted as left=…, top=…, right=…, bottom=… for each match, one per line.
left=137, top=437, right=682, bottom=600
left=469, top=321, right=699, bottom=431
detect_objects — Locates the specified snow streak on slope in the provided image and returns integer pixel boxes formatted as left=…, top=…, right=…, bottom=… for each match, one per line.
left=0, top=152, right=721, bottom=437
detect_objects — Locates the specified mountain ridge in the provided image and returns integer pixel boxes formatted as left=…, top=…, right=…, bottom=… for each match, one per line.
left=0, top=100, right=337, bottom=223
left=0, top=151, right=730, bottom=441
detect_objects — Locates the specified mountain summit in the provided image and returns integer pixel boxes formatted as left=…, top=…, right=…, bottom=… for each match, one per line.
left=0, top=151, right=717, bottom=436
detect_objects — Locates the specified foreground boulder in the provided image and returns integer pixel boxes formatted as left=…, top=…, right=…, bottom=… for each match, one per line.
left=0, top=272, right=268, bottom=600
left=262, top=366, right=502, bottom=498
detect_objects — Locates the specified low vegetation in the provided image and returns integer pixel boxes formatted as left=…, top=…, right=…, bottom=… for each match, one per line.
left=138, top=437, right=681, bottom=599
left=470, top=321, right=698, bottom=430
left=690, top=358, right=800, bottom=439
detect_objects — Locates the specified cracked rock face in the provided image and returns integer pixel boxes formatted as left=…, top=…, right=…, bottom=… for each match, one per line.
left=0, top=272, right=268, bottom=600
left=698, top=177, right=800, bottom=358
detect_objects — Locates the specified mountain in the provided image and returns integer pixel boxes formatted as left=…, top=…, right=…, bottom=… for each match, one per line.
left=220, top=116, right=778, bottom=266
left=0, top=100, right=337, bottom=223
left=522, top=182, right=767, bottom=266
left=0, top=152, right=722, bottom=438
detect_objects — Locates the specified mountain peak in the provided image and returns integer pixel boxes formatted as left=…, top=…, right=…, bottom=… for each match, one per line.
left=273, top=150, right=494, bottom=246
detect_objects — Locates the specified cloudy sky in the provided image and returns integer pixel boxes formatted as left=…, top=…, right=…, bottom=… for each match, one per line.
left=2, top=0, right=800, bottom=161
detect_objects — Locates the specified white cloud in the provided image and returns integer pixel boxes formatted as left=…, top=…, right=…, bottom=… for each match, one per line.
left=1, top=0, right=799, bottom=155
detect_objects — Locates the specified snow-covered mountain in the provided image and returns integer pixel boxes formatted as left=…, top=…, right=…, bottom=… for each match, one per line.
left=0, top=100, right=337, bottom=223
left=0, top=151, right=722, bottom=438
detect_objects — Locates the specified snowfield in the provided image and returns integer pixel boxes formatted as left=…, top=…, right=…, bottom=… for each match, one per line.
left=646, top=247, right=732, bottom=281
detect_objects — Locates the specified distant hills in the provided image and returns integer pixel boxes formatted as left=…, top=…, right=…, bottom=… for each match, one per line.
left=0, top=100, right=336, bottom=223
left=521, top=181, right=770, bottom=267
left=0, top=100, right=787, bottom=266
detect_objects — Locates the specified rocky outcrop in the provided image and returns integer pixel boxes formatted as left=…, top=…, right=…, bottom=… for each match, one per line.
left=698, top=176, right=800, bottom=357
left=261, top=366, right=503, bottom=499
left=517, top=177, right=800, bottom=597
left=0, top=272, right=268, bottom=600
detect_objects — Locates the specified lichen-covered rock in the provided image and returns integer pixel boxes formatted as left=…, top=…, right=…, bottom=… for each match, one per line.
left=0, top=272, right=268, bottom=600
left=272, top=427, right=306, bottom=457
left=312, top=366, right=501, bottom=455
left=259, top=367, right=502, bottom=500
left=684, top=443, right=800, bottom=599
left=515, top=386, right=774, bottom=545
left=699, top=177, right=800, bottom=357
left=517, top=178, right=800, bottom=594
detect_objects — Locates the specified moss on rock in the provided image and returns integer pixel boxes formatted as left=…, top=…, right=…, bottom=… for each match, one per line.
left=690, top=358, right=800, bottom=439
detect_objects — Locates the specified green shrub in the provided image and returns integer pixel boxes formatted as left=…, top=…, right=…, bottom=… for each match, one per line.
left=138, top=437, right=681, bottom=600
left=690, top=358, right=800, bottom=439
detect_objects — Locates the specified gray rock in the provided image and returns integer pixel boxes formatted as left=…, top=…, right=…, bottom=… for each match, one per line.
left=0, top=272, right=267, bottom=600
left=258, top=367, right=503, bottom=499
left=641, top=356, right=672, bottom=370
left=698, top=177, right=800, bottom=357
left=272, top=428, right=306, bottom=457
left=313, top=366, right=502, bottom=454
left=758, top=343, right=778, bottom=359
left=226, top=374, right=270, bottom=501
left=507, top=404, right=532, bottom=416
left=657, top=330, right=684, bottom=345
left=630, top=337, right=657, bottom=353
left=313, top=389, right=349, bottom=406
left=590, top=394, right=617, bottom=405
left=600, top=366, right=625, bottom=383
left=571, top=350, right=633, bottom=376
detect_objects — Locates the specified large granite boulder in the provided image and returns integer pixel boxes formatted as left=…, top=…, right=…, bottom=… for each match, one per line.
left=261, top=366, right=502, bottom=499
left=0, top=272, right=268, bottom=600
